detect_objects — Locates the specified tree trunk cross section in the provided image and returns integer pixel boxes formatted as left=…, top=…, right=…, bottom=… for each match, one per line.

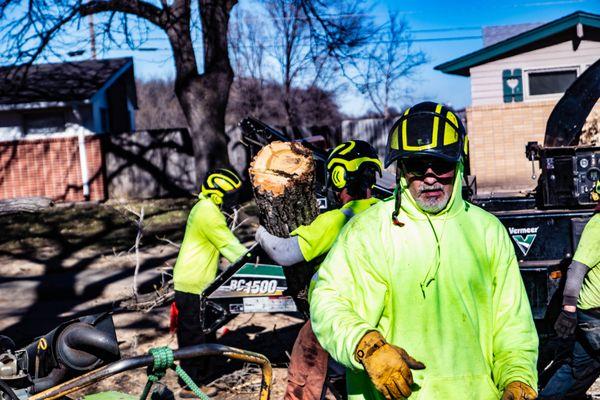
left=249, top=141, right=319, bottom=316
left=249, top=141, right=318, bottom=237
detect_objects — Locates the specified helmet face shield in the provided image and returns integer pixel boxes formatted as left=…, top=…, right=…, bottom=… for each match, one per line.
left=385, top=102, right=467, bottom=167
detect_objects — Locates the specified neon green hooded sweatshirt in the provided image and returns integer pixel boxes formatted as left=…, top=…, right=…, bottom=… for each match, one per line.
left=173, top=194, right=248, bottom=295
left=310, top=166, right=538, bottom=400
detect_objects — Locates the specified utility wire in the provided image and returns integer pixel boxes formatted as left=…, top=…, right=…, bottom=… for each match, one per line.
left=107, top=34, right=482, bottom=53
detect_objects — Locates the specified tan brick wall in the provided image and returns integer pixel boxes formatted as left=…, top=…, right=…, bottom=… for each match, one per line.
left=467, top=101, right=600, bottom=192
left=0, top=136, right=105, bottom=202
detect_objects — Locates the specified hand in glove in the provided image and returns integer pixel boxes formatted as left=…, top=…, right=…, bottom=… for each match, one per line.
left=355, top=331, right=425, bottom=399
left=501, top=381, right=537, bottom=400
left=554, top=309, right=577, bottom=338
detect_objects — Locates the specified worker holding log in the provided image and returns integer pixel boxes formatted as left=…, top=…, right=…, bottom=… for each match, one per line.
left=255, top=140, right=383, bottom=400
left=310, top=101, right=539, bottom=399
left=172, top=168, right=248, bottom=398
left=540, top=180, right=600, bottom=399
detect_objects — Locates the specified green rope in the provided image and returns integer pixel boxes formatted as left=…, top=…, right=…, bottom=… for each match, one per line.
left=175, top=365, right=210, bottom=400
left=139, top=347, right=211, bottom=400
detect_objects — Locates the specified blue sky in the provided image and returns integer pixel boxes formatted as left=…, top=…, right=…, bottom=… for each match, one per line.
left=379, top=0, right=600, bottom=112
left=85, top=0, right=600, bottom=116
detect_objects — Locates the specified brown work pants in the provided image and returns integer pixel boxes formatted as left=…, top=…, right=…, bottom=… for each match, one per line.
left=285, top=320, right=329, bottom=400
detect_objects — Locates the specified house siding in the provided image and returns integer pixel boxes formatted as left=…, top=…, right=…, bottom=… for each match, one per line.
left=470, top=40, right=600, bottom=106
left=467, top=100, right=600, bottom=191
left=0, top=135, right=105, bottom=201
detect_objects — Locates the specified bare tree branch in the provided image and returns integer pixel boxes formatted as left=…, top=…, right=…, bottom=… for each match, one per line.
left=348, top=10, right=427, bottom=118
left=124, top=205, right=144, bottom=298
left=79, top=0, right=169, bottom=29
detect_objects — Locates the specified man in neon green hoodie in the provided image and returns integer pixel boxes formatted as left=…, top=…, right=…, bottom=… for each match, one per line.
left=173, top=168, right=248, bottom=397
left=256, top=140, right=382, bottom=400
left=310, top=102, right=539, bottom=400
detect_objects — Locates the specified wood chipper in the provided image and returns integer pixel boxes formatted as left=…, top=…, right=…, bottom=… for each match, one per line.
left=0, top=313, right=272, bottom=400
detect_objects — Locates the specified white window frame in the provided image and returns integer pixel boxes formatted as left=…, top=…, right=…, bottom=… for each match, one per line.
left=523, top=65, right=580, bottom=102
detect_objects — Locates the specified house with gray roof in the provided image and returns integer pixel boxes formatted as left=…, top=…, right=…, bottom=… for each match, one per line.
left=0, top=57, right=136, bottom=140
left=0, top=57, right=137, bottom=201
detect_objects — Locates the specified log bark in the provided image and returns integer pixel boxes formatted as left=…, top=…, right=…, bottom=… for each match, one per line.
left=249, top=141, right=318, bottom=236
left=0, top=197, right=53, bottom=216
left=249, top=141, right=319, bottom=315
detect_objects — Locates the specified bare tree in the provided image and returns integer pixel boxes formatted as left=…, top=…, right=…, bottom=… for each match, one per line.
left=229, top=7, right=268, bottom=82
left=226, top=77, right=342, bottom=127
left=266, top=0, right=306, bottom=127
left=0, top=0, right=373, bottom=180
left=231, top=0, right=373, bottom=128
left=265, top=0, right=360, bottom=127
left=350, top=11, right=427, bottom=118
left=135, top=78, right=187, bottom=130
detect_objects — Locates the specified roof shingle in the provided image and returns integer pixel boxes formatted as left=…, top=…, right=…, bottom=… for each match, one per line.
left=0, top=57, right=133, bottom=105
left=482, top=23, right=544, bottom=47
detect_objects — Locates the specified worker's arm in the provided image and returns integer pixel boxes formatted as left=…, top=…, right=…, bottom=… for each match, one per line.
left=491, top=225, right=539, bottom=393
left=255, top=226, right=304, bottom=266
left=572, top=214, right=600, bottom=277
left=256, top=210, right=349, bottom=265
left=565, top=214, right=600, bottom=306
left=199, top=203, right=248, bottom=263
left=292, top=210, right=347, bottom=261
left=310, top=218, right=387, bottom=370
left=554, top=261, right=589, bottom=338
left=556, top=215, right=600, bottom=337
left=562, top=261, right=590, bottom=307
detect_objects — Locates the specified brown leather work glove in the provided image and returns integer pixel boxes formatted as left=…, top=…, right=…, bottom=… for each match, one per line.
left=501, top=381, right=537, bottom=400
left=355, top=331, right=425, bottom=399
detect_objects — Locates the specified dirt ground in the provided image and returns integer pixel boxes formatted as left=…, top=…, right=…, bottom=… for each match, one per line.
left=0, top=199, right=299, bottom=400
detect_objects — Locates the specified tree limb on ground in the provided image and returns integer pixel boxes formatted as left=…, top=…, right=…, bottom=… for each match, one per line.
left=0, top=197, right=53, bottom=216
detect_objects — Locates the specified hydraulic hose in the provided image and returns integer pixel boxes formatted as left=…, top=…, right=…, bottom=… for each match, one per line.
left=0, top=379, right=19, bottom=400
left=29, top=366, right=67, bottom=394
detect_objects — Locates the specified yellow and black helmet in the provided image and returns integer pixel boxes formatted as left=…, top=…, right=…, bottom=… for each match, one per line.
left=385, top=101, right=467, bottom=167
left=201, top=168, right=243, bottom=206
left=327, top=140, right=382, bottom=194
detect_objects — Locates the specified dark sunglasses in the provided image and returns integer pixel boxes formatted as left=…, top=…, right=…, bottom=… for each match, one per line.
left=401, top=158, right=457, bottom=177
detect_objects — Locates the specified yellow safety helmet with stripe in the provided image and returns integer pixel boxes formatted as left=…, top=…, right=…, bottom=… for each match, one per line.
left=385, top=101, right=467, bottom=167
left=327, top=140, right=382, bottom=195
left=201, top=168, right=243, bottom=206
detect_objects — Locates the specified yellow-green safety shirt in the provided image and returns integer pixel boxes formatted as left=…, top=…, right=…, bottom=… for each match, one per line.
left=291, top=198, right=380, bottom=262
left=173, top=194, right=248, bottom=295
left=291, top=198, right=380, bottom=303
left=576, top=214, right=600, bottom=310
left=310, top=165, right=538, bottom=400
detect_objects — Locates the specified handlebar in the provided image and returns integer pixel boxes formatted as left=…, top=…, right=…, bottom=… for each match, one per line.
left=29, top=344, right=272, bottom=400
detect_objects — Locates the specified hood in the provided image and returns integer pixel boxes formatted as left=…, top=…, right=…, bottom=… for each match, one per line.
left=394, top=162, right=466, bottom=223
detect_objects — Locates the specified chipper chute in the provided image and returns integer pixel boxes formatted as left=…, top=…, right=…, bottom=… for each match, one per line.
left=0, top=314, right=272, bottom=400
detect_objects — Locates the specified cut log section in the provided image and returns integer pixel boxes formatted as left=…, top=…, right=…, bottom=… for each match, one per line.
left=0, top=197, right=53, bottom=216
left=249, top=141, right=319, bottom=315
left=249, top=141, right=319, bottom=236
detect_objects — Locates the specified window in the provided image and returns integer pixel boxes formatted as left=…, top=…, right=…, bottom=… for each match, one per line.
left=528, top=69, right=577, bottom=96
left=23, top=111, right=66, bottom=135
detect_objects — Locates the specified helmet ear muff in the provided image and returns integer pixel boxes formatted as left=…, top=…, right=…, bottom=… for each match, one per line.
left=331, top=165, right=347, bottom=190
left=211, top=192, right=224, bottom=205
